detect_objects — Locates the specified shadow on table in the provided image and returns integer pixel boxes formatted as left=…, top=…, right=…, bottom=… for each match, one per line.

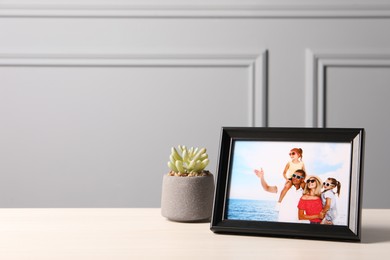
left=361, top=226, right=390, bottom=243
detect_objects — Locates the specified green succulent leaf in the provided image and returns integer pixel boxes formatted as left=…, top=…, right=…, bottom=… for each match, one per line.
left=175, top=160, right=185, bottom=173
left=171, top=147, right=182, bottom=161
left=168, top=161, right=178, bottom=172
left=167, top=145, right=209, bottom=174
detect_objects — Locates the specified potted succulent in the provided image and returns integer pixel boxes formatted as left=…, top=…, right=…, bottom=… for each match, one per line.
left=161, top=145, right=215, bottom=222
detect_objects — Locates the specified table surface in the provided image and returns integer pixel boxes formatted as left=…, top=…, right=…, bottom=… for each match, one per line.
left=0, top=208, right=389, bottom=259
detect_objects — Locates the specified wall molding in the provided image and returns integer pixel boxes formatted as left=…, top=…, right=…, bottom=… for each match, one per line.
left=1, top=3, right=390, bottom=18
left=0, top=51, right=268, bottom=127
left=305, top=49, right=390, bottom=127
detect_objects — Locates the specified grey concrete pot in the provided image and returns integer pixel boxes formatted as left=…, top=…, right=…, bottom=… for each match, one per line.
left=161, top=174, right=215, bottom=222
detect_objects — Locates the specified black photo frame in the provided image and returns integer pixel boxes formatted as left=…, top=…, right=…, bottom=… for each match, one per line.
left=211, top=127, right=364, bottom=242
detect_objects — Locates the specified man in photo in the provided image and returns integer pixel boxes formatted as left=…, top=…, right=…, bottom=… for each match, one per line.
left=254, top=168, right=308, bottom=223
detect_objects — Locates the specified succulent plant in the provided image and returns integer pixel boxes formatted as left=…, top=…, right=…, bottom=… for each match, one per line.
left=167, top=145, right=210, bottom=177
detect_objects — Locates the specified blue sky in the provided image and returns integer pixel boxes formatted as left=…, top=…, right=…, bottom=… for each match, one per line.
left=228, top=141, right=351, bottom=209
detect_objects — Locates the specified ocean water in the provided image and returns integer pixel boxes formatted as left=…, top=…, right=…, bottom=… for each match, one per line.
left=227, top=198, right=348, bottom=225
left=226, top=199, right=278, bottom=222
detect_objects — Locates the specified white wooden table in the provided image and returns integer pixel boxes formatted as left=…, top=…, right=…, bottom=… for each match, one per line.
left=0, top=208, right=388, bottom=259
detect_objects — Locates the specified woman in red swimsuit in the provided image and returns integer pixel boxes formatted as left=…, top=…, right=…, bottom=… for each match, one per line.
left=298, top=175, right=324, bottom=224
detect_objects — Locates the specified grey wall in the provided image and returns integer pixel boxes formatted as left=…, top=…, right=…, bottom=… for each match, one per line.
left=1, top=0, right=389, bottom=208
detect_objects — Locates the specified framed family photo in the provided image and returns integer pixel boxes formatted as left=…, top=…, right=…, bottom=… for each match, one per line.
left=211, top=127, right=364, bottom=242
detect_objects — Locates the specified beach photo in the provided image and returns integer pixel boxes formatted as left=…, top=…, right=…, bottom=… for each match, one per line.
left=226, top=141, right=351, bottom=226
left=211, top=127, right=364, bottom=241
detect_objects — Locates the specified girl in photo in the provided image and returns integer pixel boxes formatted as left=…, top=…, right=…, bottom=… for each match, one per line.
left=278, top=148, right=306, bottom=204
left=321, top=178, right=341, bottom=225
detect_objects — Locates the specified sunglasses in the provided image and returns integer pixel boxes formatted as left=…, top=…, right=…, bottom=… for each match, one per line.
left=289, top=152, right=296, bottom=156
left=292, top=174, right=304, bottom=179
left=306, top=179, right=316, bottom=183
left=323, top=182, right=334, bottom=187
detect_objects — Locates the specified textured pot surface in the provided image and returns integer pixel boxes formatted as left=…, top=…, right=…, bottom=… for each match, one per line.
left=161, top=174, right=215, bottom=222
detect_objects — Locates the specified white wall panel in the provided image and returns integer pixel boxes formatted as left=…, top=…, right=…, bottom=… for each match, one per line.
left=305, top=50, right=390, bottom=127
left=0, top=53, right=266, bottom=207
left=1, top=0, right=390, bottom=207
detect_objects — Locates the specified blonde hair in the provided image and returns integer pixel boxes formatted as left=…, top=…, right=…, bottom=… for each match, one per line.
left=303, top=176, right=322, bottom=196
left=326, top=177, right=341, bottom=197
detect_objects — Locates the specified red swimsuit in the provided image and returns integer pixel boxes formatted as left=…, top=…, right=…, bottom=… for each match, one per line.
left=298, top=198, right=323, bottom=223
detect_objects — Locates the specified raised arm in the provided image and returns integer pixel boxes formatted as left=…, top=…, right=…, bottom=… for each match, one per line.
left=254, top=168, right=277, bottom=193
